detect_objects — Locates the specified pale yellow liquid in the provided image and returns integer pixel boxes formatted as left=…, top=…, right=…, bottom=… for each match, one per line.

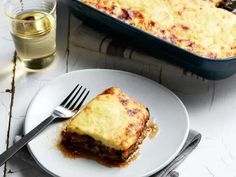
left=11, top=10, right=56, bottom=69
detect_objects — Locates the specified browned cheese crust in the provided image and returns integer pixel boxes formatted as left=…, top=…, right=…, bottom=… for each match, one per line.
left=80, top=0, right=236, bottom=59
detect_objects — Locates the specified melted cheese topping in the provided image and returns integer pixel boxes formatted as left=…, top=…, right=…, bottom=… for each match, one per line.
left=66, top=87, right=149, bottom=150
left=81, top=0, right=236, bottom=59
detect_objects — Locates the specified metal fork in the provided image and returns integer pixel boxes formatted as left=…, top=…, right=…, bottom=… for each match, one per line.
left=0, top=84, right=90, bottom=167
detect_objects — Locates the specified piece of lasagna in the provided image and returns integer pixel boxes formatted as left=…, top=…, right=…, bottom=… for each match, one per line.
left=61, top=87, right=150, bottom=164
left=80, top=0, right=236, bottom=59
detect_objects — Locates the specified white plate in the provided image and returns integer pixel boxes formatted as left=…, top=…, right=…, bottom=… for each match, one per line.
left=24, top=69, right=189, bottom=177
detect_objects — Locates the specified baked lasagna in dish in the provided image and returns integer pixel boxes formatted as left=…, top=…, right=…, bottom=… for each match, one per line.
left=61, top=87, right=150, bottom=164
left=80, top=0, right=236, bottom=59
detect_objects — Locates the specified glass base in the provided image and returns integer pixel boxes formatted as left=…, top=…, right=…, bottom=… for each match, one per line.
left=18, top=53, right=55, bottom=70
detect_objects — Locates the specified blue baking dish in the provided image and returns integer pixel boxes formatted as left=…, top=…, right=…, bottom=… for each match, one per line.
left=69, top=0, right=236, bottom=80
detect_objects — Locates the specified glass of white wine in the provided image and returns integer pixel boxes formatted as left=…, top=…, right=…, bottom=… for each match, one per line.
left=4, top=0, right=57, bottom=70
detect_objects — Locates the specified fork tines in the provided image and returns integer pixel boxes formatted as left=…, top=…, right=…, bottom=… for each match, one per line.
left=61, top=84, right=90, bottom=111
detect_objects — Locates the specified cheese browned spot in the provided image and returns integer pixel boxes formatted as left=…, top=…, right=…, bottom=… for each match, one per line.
left=81, top=0, right=236, bottom=59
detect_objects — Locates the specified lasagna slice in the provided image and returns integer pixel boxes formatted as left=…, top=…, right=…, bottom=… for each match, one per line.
left=61, top=87, right=150, bottom=164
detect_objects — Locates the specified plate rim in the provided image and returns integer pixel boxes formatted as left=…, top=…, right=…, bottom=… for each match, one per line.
left=24, top=69, right=190, bottom=177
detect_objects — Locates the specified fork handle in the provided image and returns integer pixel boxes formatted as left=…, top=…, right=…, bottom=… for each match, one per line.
left=0, top=116, right=55, bottom=167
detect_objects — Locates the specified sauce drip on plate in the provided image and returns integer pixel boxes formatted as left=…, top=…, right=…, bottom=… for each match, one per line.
left=147, top=119, right=159, bottom=139
left=57, top=118, right=158, bottom=167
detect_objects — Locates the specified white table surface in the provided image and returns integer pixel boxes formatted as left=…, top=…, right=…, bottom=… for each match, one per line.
left=1, top=1, right=236, bottom=177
